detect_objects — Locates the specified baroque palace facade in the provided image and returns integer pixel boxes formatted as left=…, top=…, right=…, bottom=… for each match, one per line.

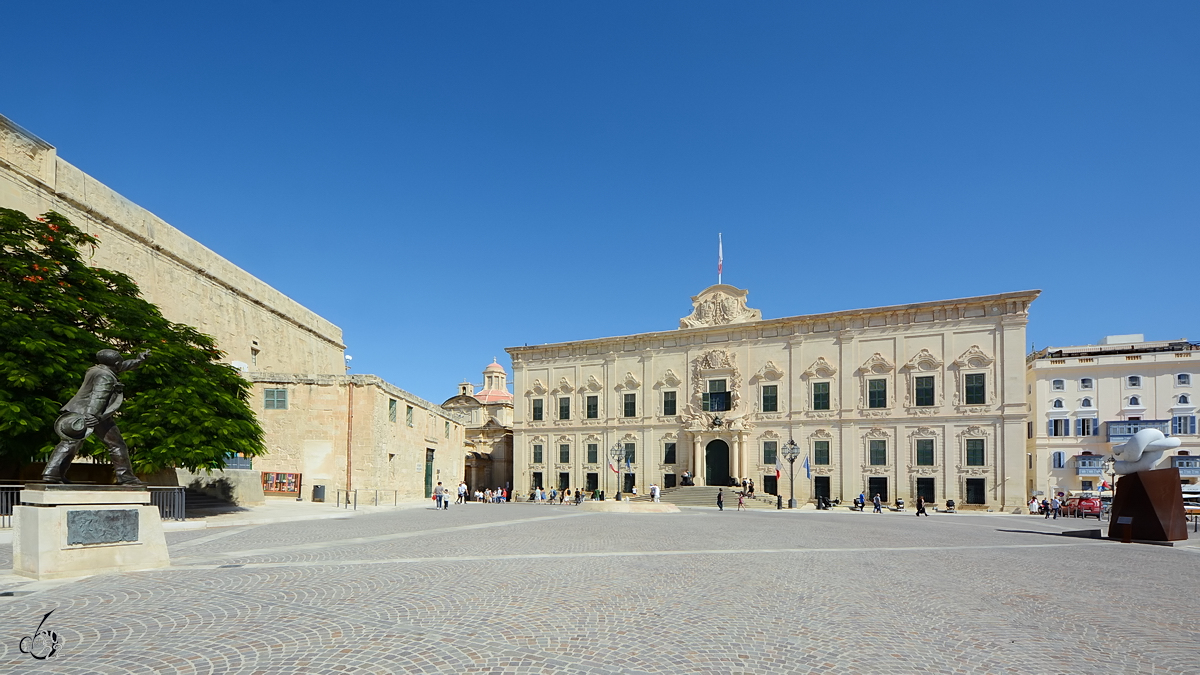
left=508, top=285, right=1039, bottom=510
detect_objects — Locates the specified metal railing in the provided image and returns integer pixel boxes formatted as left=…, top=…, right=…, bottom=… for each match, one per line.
left=1, top=485, right=20, bottom=529
left=334, top=489, right=398, bottom=510
left=148, top=486, right=187, bottom=521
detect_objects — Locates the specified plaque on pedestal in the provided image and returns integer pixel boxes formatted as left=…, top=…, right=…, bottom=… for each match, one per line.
left=12, top=485, right=171, bottom=580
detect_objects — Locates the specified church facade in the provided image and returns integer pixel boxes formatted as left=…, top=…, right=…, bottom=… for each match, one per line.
left=507, top=285, right=1039, bottom=510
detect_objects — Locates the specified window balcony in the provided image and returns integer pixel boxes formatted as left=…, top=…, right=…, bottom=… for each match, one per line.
left=1171, top=456, right=1200, bottom=477
left=1105, top=420, right=1171, bottom=443
left=1074, top=456, right=1104, bottom=476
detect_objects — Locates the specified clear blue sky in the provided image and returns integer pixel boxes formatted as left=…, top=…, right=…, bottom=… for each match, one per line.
left=5, top=2, right=1198, bottom=402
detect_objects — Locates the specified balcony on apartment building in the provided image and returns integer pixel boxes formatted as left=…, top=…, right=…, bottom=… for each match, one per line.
left=1073, top=455, right=1105, bottom=476
left=1171, top=456, right=1200, bottom=477
left=1106, top=420, right=1171, bottom=443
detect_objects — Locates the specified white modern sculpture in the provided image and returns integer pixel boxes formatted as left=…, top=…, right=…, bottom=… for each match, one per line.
left=1111, top=428, right=1181, bottom=475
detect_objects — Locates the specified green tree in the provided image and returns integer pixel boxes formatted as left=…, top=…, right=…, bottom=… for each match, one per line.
left=0, top=207, right=264, bottom=474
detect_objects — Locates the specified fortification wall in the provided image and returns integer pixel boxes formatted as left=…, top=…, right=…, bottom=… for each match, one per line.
left=0, top=114, right=344, bottom=374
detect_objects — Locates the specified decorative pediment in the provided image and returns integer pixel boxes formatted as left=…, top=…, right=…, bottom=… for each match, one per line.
left=656, top=369, right=682, bottom=388
left=619, top=433, right=638, bottom=444
left=759, top=430, right=782, bottom=440
left=752, top=361, right=785, bottom=382
left=615, top=372, right=641, bottom=390
left=857, top=353, right=895, bottom=375
left=953, top=346, right=994, bottom=369
left=803, top=357, right=838, bottom=378
left=555, top=434, right=572, bottom=444
left=661, top=431, right=678, bottom=442
left=864, top=427, right=890, bottom=439
left=902, top=349, right=943, bottom=372
left=527, top=379, right=546, bottom=396
left=908, top=426, right=938, bottom=438
left=809, top=428, right=833, bottom=440
left=555, top=377, right=574, bottom=393
left=698, top=349, right=734, bottom=371
left=530, top=435, right=546, bottom=445
left=584, top=375, right=604, bottom=392
left=957, top=425, right=989, bottom=438
left=679, top=284, right=762, bottom=329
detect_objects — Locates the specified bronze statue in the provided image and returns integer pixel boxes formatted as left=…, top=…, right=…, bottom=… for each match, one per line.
left=42, top=349, right=150, bottom=485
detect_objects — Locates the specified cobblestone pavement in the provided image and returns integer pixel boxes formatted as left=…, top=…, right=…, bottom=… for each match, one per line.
left=1, top=504, right=1198, bottom=674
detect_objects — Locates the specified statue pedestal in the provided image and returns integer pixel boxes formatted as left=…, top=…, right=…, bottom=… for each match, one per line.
left=12, top=485, right=171, bottom=580
left=1108, top=468, right=1188, bottom=544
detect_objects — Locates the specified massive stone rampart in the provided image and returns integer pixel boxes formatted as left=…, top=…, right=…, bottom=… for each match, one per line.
left=0, top=114, right=344, bottom=374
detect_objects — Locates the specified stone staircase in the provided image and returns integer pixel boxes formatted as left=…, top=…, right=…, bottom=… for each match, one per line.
left=632, top=485, right=782, bottom=509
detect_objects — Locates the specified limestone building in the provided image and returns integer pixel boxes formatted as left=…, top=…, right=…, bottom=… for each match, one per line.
left=1025, top=335, right=1199, bottom=498
left=441, top=361, right=515, bottom=493
left=507, top=285, right=1039, bottom=510
left=0, top=113, right=466, bottom=498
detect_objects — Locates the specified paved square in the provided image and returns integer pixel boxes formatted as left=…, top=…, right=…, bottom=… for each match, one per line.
left=1, top=505, right=1198, bottom=673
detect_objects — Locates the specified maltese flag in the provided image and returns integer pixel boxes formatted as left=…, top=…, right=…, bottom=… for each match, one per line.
left=718, top=233, right=723, bottom=280
left=774, top=452, right=782, bottom=480
left=609, top=457, right=619, bottom=473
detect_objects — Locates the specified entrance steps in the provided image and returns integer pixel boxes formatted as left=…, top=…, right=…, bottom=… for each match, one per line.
left=633, top=485, right=782, bottom=509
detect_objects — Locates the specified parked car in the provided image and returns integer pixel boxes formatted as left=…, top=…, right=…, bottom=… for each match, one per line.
left=1062, top=496, right=1102, bottom=519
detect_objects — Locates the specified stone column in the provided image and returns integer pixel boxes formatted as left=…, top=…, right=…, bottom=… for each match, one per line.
left=731, top=436, right=741, bottom=483
left=693, top=434, right=702, bottom=482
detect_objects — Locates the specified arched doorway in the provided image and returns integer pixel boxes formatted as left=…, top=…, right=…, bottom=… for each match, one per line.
left=705, top=439, right=730, bottom=486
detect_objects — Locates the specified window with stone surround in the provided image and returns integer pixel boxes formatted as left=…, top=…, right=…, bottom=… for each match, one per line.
left=532, top=399, right=543, bottom=421
left=763, top=440, right=777, bottom=465
left=916, top=438, right=934, bottom=466
left=587, top=443, right=599, bottom=463
left=264, top=388, right=288, bottom=410
left=966, top=438, right=985, bottom=466
left=812, top=382, right=830, bottom=410
left=586, top=395, right=599, bottom=419
left=813, top=440, right=830, bottom=465
left=761, top=385, right=778, bottom=413
left=662, top=391, right=676, bottom=416
left=867, top=379, right=887, bottom=408
left=623, top=393, right=637, bottom=417
left=532, top=444, right=544, bottom=464
left=388, top=398, right=397, bottom=422
left=869, top=439, right=887, bottom=465
left=559, top=444, right=570, bottom=463
left=664, top=442, right=677, bottom=464
left=914, top=376, right=935, bottom=407
left=559, top=397, right=570, bottom=420
left=964, top=373, right=986, bottom=405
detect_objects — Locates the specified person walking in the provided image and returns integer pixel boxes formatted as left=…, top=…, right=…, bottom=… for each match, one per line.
left=433, top=482, right=445, bottom=510
left=915, top=495, right=929, bottom=517
left=858, top=492, right=867, bottom=512
left=737, top=491, right=746, bottom=511
left=716, top=488, right=724, bottom=511
left=872, top=493, right=882, bottom=513
left=560, top=489, right=567, bottom=505
left=650, top=483, right=660, bottom=503
left=748, top=479, right=755, bottom=497
left=1050, top=496, right=1061, bottom=519
left=457, top=481, right=467, bottom=504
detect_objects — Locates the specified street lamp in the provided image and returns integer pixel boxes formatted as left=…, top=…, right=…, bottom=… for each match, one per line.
left=782, top=438, right=801, bottom=509
left=610, top=443, right=625, bottom=502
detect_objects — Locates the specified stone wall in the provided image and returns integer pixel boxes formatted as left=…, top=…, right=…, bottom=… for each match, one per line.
left=0, top=114, right=345, bottom=375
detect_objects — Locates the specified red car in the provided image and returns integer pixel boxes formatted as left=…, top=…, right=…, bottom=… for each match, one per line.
left=1062, top=497, right=1102, bottom=519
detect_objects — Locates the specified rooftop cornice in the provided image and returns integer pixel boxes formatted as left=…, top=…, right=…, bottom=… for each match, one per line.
left=507, top=290, right=1040, bottom=356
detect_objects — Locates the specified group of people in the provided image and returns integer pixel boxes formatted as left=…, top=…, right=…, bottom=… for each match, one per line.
left=1030, top=496, right=1062, bottom=519
left=527, top=487, right=587, bottom=505
left=848, top=492, right=930, bottom=516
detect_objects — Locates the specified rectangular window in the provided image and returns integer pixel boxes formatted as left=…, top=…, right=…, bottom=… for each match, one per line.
left=532, top=444, right=543, bottom=463
left=586, top=395, right=598, bottom=419
left=532, top=399, right=543, bottom=421
left=623, top=393, right=636, bottom=417
left=388, top=398, right=397, bottom=422
left=762, top=385, right=778, bottom=413
left=558, top=472, right=570, bottom=490
left=966, top=438, right=985, bottom=466
left=812, top=382, right=830, bottom=410
left=623, top=442, right=636, bottom=465
left=813, top=476, right=831, bottom=500
left=559, top=397, right=570, bottom=420
left=868, top=379, right=887, bottom=408
left=763, top=441, right=778, bottom=465
left=916, top=477, right=935, bottom=503
left=702, top=379, right=731, bottom=412
left=1173, top=415, right=1197, bottom=435
left=664, top=442, right=677, bottom=464
left=531, top=472, right=543, bottom=490
left=662, top=391, right=676, bottom=416
left=914, top=376, right=935, bottom=407
left=445, top=421, right=450, bottom=438
left=264, top=388, right=288, bottom=410
left=1077, top=418, right=1098, bottom=436
left=869, top=439, right=887, bottom=465
left=587, top=443, right=598, bottom=464
left=813, top=440, right=830, bottom=465
left=1081, top=480, right=1093, bottom=491
left=559, top=444, right=570, bottom=463
left=405, top=405, right=414, bottom=426
left=585, top=472, right=599, bottom=492
left=1027, top=421, right=1033, bottom=439
left=916, top=438, right=934, bottom=466
left=1048, top=419, right=1070, bottom=436
left=965, top=373, right=986, bottom=405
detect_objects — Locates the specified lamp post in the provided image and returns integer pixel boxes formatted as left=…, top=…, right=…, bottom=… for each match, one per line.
left=782, top=438, right=801, bottom=509
left=610, top=443, right=625, bottom=502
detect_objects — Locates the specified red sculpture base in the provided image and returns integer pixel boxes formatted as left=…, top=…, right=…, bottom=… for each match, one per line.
left=1108, top=468, right=1188, bottom=543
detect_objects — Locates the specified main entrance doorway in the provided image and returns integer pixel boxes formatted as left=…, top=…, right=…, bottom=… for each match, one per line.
left=705, top=440, right=730, bottom=486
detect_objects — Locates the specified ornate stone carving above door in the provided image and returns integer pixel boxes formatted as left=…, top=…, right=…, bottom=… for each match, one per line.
left=679, top=285, right=762, bottom=329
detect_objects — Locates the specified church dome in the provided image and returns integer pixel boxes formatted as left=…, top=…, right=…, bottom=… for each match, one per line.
left=484, top=361, right=505, bottom=373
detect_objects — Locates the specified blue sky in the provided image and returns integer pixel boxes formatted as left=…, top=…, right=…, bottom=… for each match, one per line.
left=5, top=2, right=1198, bottom=401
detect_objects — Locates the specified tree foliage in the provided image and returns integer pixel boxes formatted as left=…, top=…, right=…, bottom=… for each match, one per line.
left=0, top=207, right=264, bottom=474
